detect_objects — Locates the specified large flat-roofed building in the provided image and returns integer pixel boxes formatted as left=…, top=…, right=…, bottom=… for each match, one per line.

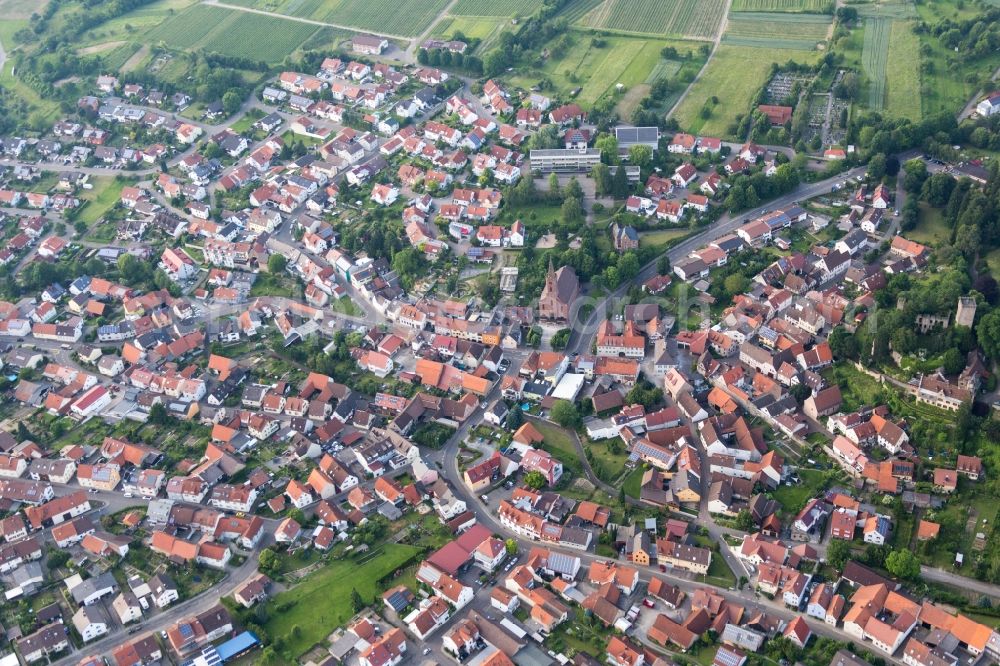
left=615, top=126, right=661, bottom=151
left=530, top=148, right=601, bottom=173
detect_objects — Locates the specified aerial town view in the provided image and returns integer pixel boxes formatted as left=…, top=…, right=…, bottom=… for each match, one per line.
left=1, top=0, right=1000, bottom=664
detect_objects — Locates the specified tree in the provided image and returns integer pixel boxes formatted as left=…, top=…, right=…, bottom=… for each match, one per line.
left=148, top=402, right=169, bottom=425
left=735, top=509, right=755, bottom=532
left=562, top=177, right=583, bottom=201
left=550, top=328, right=571, bottom=350
left=351, top=588, right=366, bottom=612
left=524, top=470, right=547, bottom=489
left=834, top=71, right=859, bottom=100
left=506, top=407, right=524, bottom=430
left=561, top=196, right=584, bottom=226
left=260, top=647, right=281, bottom=665
left=954, top=223, right=980, bottom=259
left=922, top=172, right=956, bottom=207
left=827, top=539, right=852, bottom=571
left=391, top=247, right=425, bottom=284
left=628, top=144, right=652, bottom=170
left=258, top=548, right=279, bottom=575
left=723, top=274, right=749, bottom=297
left=47, top=549, right=71, bottom=570
left=885, top=549, right=921, bottom=580
left=828, top=326, right=859, bottom=360
left=550, top=399, right=581, bottom=428
left=117, top=253, right=153, bottom=286
left=505, top=538, right=518, bottom=555
left=548, top=172, right=561, bottom=196
left=611, top=164, right=630, bottom=199
left=940, top=347, right=964, bottom=375
left=902, top=158, right=928, bottom=193
left=267, top=254, right=288, bottom=274
left=15, top=422, right=32, bottom=442
left=867, top=153, right=887, bottom=180
left=656, top=255, right=671, bottom=276
left=975, top=276, right=999, bottom=305
left=592, top=163, right=612, bottom=196
left=595, top=134, right=619, bottom=164
left=222, top=90, right=242, bottom=115
left=789, top=383, right=811, bottom=404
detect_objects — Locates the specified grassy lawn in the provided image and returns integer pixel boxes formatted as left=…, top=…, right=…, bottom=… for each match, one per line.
left=640, top=227, right=691, bottom=247
left=909, top=202, right=951, bottom=246
left=915, top=0, right=1000, bottom=117
left=622, top=466, right=645, bottom=499
left=249, top=273, right=299, bottom=298
left=505, top=32, right=699, bottom=109
left=229, top=108, right=264, bottom=134
left=263, top=544, right=421, bottom=659
left=770, top=468, right=827, bottom=515
left=530, top=418, right=584, bottom=477
left=583, top=436, right=630, bottom=484
left=494, top=202, right=563, bottom=236
left=0, top=18, right=63, bottom=122
left=674, top=45, right=818, bottom=136
left=547, top=608, right=609, bottom=658
left=431, top=16, right=508, bottom=52
left=703, top=549, right=737, bottom=588
left=77, top=177, right=131, bottom=225
left=884, top=19, right=921, bottom=120
left=986, top=248, right=1000, bottom=278
left=86, top=222, right=119, bottom=243
left=822, top=363, right=883, bottom=412
left=330, top=296, right=363, bottom=316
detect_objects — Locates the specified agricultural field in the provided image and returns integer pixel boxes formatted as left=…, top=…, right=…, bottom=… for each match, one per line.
left=505, top=33, right=696, bottom=107
left=884, top=19, right=920, bottom=119
left=731, top=0, right=833, bottom=12
left=431, top=16, right=509, bottom=52
left=854, top=0, right=916, bottom=19
left=76, top=0, right=198, bottom=49
left=222, top=0, right=450, bottom=36
left=861, top=17, right=890, bottom=111
left=98, top=43, right=144, bottom=71
left=0, top=0, right=49, bottom=19
left=559, top=0, right=605, bottom=24
left=674, top=44, right=819, bottom=136
left=147, top=4, right=321, bottom=62
left=570, top=0, right=728, bottom=40
left=323, top=0, right=450, bottom=36
left=146, top=5, right=233, bottom=51
left=723, top=11, right=832, bottom=50
left=450, top=0, right=538, bottom=16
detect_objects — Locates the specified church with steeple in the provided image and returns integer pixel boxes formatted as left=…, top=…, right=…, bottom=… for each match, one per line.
left=538, top=259, right=580, bottom=322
